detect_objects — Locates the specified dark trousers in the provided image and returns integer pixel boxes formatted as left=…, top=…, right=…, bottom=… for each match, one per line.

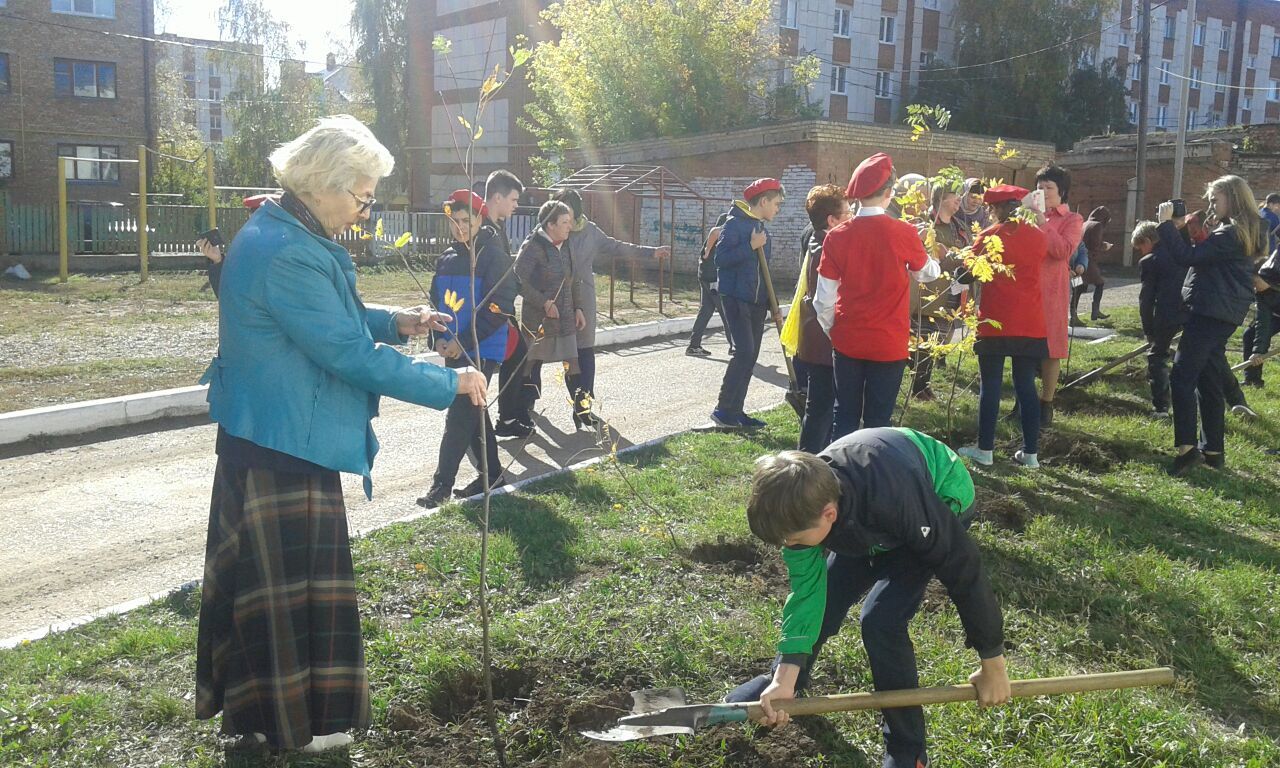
left=909, top=317, right=949, bottom=394
left=799, top=363, right=836, bottom=453
left=564, top=346, right=597, bottom=413
left=716, top=296, right=767, bottom=416
left=725, top=546, right=939, bottom=768
left=1147, top=327, right=1178, bottom=412
left=1171, top=314, right=1237, bottom=453
left=512, top=361, right=544, bottom=425
left=497, top=325, right=528, bottom=425
left=832, top=351, right=906, bottom=438
left=977, top=353, right=1040, bottom=454
left=689, top=280, right=733, bottom=350
left=1071, top=283, right=1105, bottom=319
left=432, top=359, right=501, bottom=490
left=1242, top=317, right=1278, bottom=383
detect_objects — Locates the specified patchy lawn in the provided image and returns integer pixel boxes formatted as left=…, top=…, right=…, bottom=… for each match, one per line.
left=2, top=307, right=1278, bottom=766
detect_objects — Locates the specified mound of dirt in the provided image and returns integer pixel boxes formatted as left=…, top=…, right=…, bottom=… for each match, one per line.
left=975, top=486, right=1036, bottom=532
left=1038, top=431, right=1121, bottom=473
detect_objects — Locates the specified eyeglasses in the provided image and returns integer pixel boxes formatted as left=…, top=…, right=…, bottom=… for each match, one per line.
left=347, top=189, right=377, bottom=214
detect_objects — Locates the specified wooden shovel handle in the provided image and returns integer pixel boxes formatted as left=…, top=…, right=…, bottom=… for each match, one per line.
left=750, top=667, right=1175, bottom=718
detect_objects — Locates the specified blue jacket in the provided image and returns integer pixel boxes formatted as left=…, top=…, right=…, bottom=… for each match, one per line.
left=1069, top=241, right=1089, bottom=273
left=1138, top=242, right=1189, bottom=336
left=714, top=201, right=772, bottom=305
left=203, top=201, right=458, bottom=496
left=1261, top=206, right=1279, bottom=254
left=430, top=229, right=516, bottom=363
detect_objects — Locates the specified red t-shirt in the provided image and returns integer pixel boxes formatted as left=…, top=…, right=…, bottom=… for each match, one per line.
left=973, top=221, right=1048, bottom=339
left=818, top=214, right=929, bottom=361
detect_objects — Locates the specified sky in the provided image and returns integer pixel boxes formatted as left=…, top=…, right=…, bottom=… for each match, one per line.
left=155, top=0, right=355, bottom=72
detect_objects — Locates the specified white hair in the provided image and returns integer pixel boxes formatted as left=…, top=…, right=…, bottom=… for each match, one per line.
left=268, top=115, right=394, bottom=195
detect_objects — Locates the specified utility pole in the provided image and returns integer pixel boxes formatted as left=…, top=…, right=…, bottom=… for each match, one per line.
left=1173, top=0, right=1198, bottom=198
left=1135, top=0, right=1152, bottom=224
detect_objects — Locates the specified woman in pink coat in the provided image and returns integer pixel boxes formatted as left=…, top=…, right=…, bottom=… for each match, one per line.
left=1032, top=164, right=1083, bottom=426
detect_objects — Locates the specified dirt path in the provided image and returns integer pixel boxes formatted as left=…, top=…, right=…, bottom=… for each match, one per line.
left=0, top=331, right=785, bottom=640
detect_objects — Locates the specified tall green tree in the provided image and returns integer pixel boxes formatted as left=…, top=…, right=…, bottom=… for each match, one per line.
left=150, top=58, right=211, bottom=205
left=912, top=0, right=1127, bottom=149
left=350, top=0, right=406, bottom=157
left=524, top=0, right=815, bottom=181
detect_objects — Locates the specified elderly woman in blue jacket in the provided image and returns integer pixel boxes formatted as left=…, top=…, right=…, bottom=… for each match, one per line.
left=196, top=115, right=486, bottom=755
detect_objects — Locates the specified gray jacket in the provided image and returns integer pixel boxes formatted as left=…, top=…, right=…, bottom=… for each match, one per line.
left=566, top=218, right=661, bottom=346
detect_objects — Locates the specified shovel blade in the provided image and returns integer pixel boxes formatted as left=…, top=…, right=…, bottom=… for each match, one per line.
left=630, top=687, right=687, bottom=713
left=579, top=688, right=694, bottom=742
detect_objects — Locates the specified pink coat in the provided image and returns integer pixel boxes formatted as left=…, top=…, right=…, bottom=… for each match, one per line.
left=1040, top=205, right=1084, bottom=359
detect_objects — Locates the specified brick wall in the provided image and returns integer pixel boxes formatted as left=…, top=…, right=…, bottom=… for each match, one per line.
left=0, top=0, right=152, bottom=207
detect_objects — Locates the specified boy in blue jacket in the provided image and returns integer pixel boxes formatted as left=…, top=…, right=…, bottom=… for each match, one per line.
left=417, top=190, right=518, bottom=507
left=711, top=178, right=785, bottom=429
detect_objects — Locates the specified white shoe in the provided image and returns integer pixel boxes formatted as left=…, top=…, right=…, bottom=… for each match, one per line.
left=957, top=445, right=993, bottom=466
left=300, top=732, right=353, bottom=753
left=1231, top=404, right=1258, bottom=420
left=1013, top=450, right=1040, bottom=468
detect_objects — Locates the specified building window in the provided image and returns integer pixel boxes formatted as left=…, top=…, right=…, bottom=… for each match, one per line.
left=1244, top=95, right=1253, bottom=111
left=1248, top=55, right=1256, bottom=70
left=1220, top=28, right=1231, bottom=50
left=833, top=7, right=850, bottom=38
left=829, top=65, right=847, bottom=94
left=1194, top=22, right=1204, bottom=46
left=0, top=53, right=9, bottom=94
left=879, top=16, right=896, bottom=44
left=51, top=0, right=114, bottom=18
left=54, top=59, right=116, bottom=99
left=780, top=0, right=797, bottom=29
left=919, top=50, right=935, bottom=67
left=0, top=140, right=12, bottom=179
left=1159, top=61, right=1170, bottom=85
left=1128, top=101, right=1138, bottom=123
left=1187, top=110, right=1196, bottom=130
left=1156, top=105, right=1168, bottom=127
left=922, top=0, right=938, bottom=8
left=1271, top=80, right=1280, bottom=101
left=1190, top=65, right=1201, bottom=82
left=58, top=144, right=119, bottom=182
left=208, top=76, right=221, bottom=101
left=1274, top=36, right=1280, bottom=58
left=1128, top=61, right=1140, bottom=81
left=209, top=110, right=223, bottom=142
left=875, top=71, right=892, bottom=98
left=1215, top=74, right=1225, bottom=93
left=1119, top=29, right=1130, bottom=47
left=1164, top=16, right=1176, bottom=40
left=1079, top=47, right=1096, bottom=67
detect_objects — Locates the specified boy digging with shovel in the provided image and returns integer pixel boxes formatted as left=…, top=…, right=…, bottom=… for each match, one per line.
left=727, top=427, right=1011, bottom=768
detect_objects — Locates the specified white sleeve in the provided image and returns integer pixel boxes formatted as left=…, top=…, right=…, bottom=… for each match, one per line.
left=813, top=276, right=840, bottom=335
left=911, top=258, right=941, bottom=283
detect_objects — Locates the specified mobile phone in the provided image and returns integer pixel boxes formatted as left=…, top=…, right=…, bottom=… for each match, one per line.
left=1170, top=199, right=1186, bottom=218
left=199, top=227, right=224, bottom=247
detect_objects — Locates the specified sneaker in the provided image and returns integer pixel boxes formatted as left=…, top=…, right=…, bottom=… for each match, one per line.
left=957, top=445, right=994, bottom=466
left=1013, top=450, right=1040, bottom=468
left=685, top=345, right=712, bottom=357
left=741, top=414, right=767, bottom=429
left=1204, top=452, right=1225, bottom=469
left=711, top=408, right=746, bottom=429
left=416, top=486, right=453, bottom=509
left=1170, top=448, right=1205, bottom=477
left=494, top=419, right=534, bottom=439
left=300, top=732, right=352, bottom=754
left=1231, top=404, right=1259, bottom=420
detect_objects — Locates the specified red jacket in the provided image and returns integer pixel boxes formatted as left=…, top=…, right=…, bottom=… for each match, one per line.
left=974, top=221, right=1048, bottom=340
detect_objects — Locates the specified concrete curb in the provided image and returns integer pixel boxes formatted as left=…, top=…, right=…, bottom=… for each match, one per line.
left=0, top=306, right=779, bottom=448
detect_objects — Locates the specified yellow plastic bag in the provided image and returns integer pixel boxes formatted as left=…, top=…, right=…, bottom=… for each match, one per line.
left=779, top=253, right=808, bottom=357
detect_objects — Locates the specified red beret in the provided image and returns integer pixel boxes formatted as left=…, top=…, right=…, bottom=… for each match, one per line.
left=444, top=189, right=488, bottom=218
left=983, top=184, right=1029, bottom=205
left=743, top=178, right=782, bottom=201
left=847, top=153, right=894, bottom=200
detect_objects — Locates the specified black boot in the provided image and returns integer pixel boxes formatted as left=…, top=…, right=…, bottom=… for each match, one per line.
left=1070, top=284, right=1086, bottom=327
left=1091, top=285, right=1109, bottom=321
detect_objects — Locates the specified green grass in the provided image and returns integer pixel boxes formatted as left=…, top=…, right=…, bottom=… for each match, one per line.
left=1, top=308, right=1278, bottom=765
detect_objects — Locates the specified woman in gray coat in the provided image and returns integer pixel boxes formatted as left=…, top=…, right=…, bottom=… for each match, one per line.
left=553, top=189, right=669, bottom=428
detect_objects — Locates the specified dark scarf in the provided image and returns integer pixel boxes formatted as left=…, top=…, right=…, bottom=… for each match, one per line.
left=279, top=191, right=331, bottom=240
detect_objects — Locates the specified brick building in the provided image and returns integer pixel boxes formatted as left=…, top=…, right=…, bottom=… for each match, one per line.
left=0, top=0, right=154, bottom=206
left=564, top=119, right=1056, bottom=280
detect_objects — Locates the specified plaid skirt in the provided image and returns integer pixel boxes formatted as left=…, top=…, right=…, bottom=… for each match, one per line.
left=195, top=459, right=371, bottom=749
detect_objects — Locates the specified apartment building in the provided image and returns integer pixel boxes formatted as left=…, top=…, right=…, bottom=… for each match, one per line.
left=154, top=33, right=260, bottom=144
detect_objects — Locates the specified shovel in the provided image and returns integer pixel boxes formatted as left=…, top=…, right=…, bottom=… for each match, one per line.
left=755, top=246, right=806, bottom=418
left=582, top=667, right=1174, bottom=742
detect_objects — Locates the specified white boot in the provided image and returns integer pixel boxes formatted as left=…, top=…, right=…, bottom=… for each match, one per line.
left=300, top=732, right=353, bottom=753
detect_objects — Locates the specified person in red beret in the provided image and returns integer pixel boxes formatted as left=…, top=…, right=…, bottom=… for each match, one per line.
left=710, top=177, right=786, bottom=429
left=1029, top=164, right=1084, bottom=426
left=813, top=153, right=939, bottom=436
left=957, top=185, right=1049, bottom=469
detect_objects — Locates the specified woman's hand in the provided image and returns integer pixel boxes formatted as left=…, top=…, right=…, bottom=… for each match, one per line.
left=544, top=300, right=560, bottom=319
left=397, top=306, right=451, bottom=337
left=196, top=237, right=223, bottom=265
left=1157, top=202, right=1175, bottom=223
left=454, top=367, right=487, bottom=406
left=575, top=308, right=586, bottom=330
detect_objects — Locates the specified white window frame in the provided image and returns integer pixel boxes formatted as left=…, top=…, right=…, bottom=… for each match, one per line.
left=0, top=139, right=13, bottom=180
left=780, top=0, right=797, bottom=29
left=1187, top=110, right=1196, bottom=130
left=1164, top=16, right=1176, bottom=40
left=1194, top=22, right=1205, bottom=46
left=875, top=71, right=892, bottom=98
left=51, top=0, right=114, bottom=19
left=1274, top=36, right=1280, bottom=58
left=1129, top=61, right=1140, bottom=81
left=1248, top=55, right=1257, bottom=70
left=1244, top=95, right=1253, bottom=112
left=1220, top=27, right=1232, bottom=50
left=1216, top=74, right=1226, bottom=93
left=1156, top=105, right=1168, bottom=127
left=879, top=16, right=896, bottom=45
left=1119, top=30, right=1130, bottom=47
left=922, top=0, right=938, bottom=8
left=59, top=143, right=120, bottom=182
left=833, top=7, right=850, bottom=38
left=1191, top=65, right=1201, bottom=82
left=829, top=65, right=847, bottom=95
left=1128, top=101, right=1139, bottom=123
left=1159, top=61, right=1171, bottom=85
left=1271, top=79, right=1280, bottom=101
left=919, top=50, right=935, bottom=67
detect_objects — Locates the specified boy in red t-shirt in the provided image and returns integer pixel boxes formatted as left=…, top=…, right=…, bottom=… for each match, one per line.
left=813, top=153, right=939, bottom=436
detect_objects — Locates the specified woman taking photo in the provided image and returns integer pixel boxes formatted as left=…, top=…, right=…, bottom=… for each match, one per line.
left=958, top=185, right=1050, bottom=469
left=1159, top=176, right=1263, bottom=475
left=197, top=116, right=486, bottom=754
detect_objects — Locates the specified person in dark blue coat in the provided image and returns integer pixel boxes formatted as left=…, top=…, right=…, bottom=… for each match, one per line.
left=1158, top=175, right=1266, bottom=476
left=418, top=190, right=518, bottom=508
left=1135, top=220, right=1188, bottom=416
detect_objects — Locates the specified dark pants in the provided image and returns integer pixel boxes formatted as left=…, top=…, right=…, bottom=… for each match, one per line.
left=1242, top=317, right=1278, bottom=384
left=432, top=359, right=501, bottom=491
left=564, top=346, right=597, bottom=413
left=799, top=363, right=836, bottom=453
left=512, top=361, right=544, bottom=426
left=1147, top=327, right=1177, bottom=412
left=1071, top=283, right=1105, bottom=319
left=1171, top=314, right=1237, bottom=453
left=909, top=317, right=949, bottom=394
left=497, top=325, right=528, bottom=425
left=725, top=545, right=941, bottom=768
left=716, top=296, right=767, bottom=416
left=977, top=353, right=1040, bottom=454
left=689, top=280, right=733, bottom=350
left=832, top=352, right=906, bottom=438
